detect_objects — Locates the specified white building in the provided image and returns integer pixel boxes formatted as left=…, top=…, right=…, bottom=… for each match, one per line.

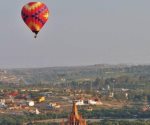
left=87, top=99, right=103, bottom=105
left=88, top=99, right=97, bottom=105
left=75, top=100, right=84, bottom=105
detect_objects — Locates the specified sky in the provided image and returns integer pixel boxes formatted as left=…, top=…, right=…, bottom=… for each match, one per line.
left=1, top=0, right=150, bottom=68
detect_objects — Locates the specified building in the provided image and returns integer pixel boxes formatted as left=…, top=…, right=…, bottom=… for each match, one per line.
left=49, top=102, right=61, bottom=109
left=61, top=101, right=87, bottom=125
left=85, top=98, right=102, bottom=105
left=76, top=99, right=84, bottom=106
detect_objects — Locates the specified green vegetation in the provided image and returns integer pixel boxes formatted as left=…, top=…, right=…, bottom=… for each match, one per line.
left=88, top=120, right=150, bottom=125
left=0, top=64, right=150, bottom=124
left=0, top=107, right=150, bottom=124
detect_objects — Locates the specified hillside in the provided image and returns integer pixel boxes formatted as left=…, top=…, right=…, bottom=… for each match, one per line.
left=6, top=64, right=150, bottom=85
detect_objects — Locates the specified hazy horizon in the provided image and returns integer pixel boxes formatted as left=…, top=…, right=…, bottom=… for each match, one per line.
left=1, top=0, right=150, bottom=68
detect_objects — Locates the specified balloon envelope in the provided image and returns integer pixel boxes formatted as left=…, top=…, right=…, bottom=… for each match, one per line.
left=21, top=2, right=49, bottom=37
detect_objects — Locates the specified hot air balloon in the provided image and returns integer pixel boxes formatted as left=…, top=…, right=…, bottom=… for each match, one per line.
left=21, top=2, right=49, bottom=38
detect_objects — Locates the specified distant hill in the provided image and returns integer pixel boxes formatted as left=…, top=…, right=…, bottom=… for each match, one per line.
left=6, top=64, right=150, bottom=85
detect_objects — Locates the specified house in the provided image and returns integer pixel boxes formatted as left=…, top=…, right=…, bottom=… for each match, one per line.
left=75, top=99, right=84, bottom=105
left=87, top=98, right=103, bottom=105
left=49, top=102, right=61, bottom=109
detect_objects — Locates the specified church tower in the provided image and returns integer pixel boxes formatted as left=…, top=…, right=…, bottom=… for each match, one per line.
left=67, top=101, right=87, bottom=125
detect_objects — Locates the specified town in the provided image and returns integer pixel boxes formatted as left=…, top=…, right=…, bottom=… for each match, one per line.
left=0, top=64, right=150, bottom=124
